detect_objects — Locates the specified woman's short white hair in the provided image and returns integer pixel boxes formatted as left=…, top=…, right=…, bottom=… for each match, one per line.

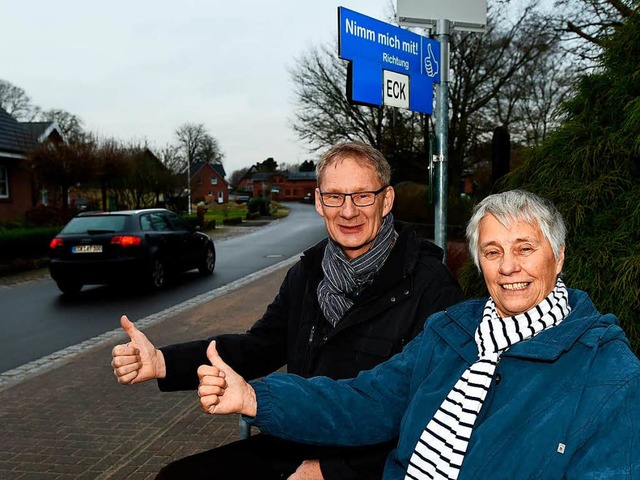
left=466, top=190, right=566, bottom=270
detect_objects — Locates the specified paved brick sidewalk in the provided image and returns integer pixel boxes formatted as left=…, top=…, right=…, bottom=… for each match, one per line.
left=0, top=262, right=290, bottom=479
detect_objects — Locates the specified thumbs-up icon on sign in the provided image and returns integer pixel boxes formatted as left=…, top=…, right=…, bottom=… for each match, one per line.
left=425, top=43, right=439, bottom=78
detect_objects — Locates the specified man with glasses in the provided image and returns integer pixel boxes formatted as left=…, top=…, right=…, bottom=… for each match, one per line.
left=112, top=141, right=464, bottom=479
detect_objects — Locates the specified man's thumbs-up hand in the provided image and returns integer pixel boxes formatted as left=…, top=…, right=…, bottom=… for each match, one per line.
left=111, top=315, right=166, bottom=384
left=197, top=341, right=257, bottom=417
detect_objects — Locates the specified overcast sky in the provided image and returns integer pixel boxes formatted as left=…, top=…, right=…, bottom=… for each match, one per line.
left=0, top=0, right=395, bottom=175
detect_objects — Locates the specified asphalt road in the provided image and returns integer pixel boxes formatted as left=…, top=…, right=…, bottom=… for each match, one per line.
left=0, top=202, right=326, bottom=374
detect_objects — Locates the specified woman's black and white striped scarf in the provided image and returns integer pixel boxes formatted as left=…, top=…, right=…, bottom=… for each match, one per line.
left=317, top=213, right=397, bottom=327
left=405, top=278, right=571, bottom=480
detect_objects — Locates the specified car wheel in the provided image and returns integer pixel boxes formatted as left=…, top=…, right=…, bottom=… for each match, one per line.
left=149, top=258, right=166, bottom=290
left=56, top=280, right=83, bottom=295
left=198, top=245, right=215, bottom=275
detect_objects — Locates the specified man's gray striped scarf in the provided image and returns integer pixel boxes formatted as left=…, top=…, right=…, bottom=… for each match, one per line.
left=317, top=213, right=397, bottom=327
left=405, top=278, right=571, bottom=480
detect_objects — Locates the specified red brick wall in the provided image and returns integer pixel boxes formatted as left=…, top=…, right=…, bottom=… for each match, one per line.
left=191, top=166, right=228, bottom=204
left=249, top=178, right=316, bottom=201
left=0, top=161, right=34, bottom=222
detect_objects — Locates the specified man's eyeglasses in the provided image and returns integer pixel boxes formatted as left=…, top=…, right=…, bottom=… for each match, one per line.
left=319, top=186, right=388, bottom=207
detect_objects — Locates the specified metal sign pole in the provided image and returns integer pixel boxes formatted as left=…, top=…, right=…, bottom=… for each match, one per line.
left=434, top=19, right=451, bottom=261
left=187, top=161, right=192, bottom=215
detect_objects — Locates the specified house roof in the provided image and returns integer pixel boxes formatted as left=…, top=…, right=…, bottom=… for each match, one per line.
left=21, top=121, right=63, bottom=143
left=190, top=161, right=226, bottom=179
left=0, top=107, right=36, bottom=156
left=212, top=163, right=226, bottom=178
left=249, top=172, right=275, bottom=182
left=246, top=170, right=316, bottom=182
left=286, top=171, right=316, bottom=180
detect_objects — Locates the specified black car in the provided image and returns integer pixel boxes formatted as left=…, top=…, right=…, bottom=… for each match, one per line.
left=49, top=208, right=215, bottom=294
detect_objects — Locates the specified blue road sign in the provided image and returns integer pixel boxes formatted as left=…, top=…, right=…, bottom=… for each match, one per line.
left=338, top=7, right=440, bottom=114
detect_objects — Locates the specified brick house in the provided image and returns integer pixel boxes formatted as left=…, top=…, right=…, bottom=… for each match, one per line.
left=236, top=168, right=316, bottom=202
left=189, top=161, right=228, bottom=204
left=0, top=108, right=64, bottom=222
left=23, top=121, right=66, bottom=208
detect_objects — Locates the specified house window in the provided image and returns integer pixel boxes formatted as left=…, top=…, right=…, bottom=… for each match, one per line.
left=0, top=166, right=8, bottom=198
left=197, top=177, right=203, bottom=185
left=40, top=189, right=49, bottom=206
left=210, top=177, right=217, bottom=185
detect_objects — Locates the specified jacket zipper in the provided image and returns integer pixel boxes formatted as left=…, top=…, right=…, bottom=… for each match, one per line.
left=302, top=324, right=317, bottom=377
left=308, top=325, right=315, bottom=343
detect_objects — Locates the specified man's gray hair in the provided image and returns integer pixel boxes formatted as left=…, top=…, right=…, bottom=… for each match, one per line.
left=466, top=190, right=566, bottom=270
left=315, top=141, right=391, bottom=188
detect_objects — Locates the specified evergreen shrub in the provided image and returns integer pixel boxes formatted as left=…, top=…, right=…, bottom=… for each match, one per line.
left=459, top=12, right=640, bottom=354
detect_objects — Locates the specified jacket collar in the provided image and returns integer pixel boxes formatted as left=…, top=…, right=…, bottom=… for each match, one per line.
left=300, top=222, right=443, bottom=295
left=432, top=289, right=611, bottom=363
left=358, top=223, right=431, bottom=300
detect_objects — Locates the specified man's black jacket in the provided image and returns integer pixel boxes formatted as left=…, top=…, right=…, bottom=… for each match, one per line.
left=158, top=223, right=464, bottom=479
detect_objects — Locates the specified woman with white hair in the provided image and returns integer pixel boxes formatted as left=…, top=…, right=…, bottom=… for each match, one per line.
left=197, top=190, right=640, bottom=479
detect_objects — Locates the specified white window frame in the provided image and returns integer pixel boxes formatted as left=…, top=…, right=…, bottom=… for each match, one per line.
left=210, top=177, right=217, bottom=185
left=0, top=165, right=9, bottom=199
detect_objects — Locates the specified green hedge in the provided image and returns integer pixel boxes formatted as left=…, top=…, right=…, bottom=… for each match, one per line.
left=0, top=227, right=61, bottom=262
left=222, top=217, right=243, bottom=226
left=247, top=197, right=270, bottom=216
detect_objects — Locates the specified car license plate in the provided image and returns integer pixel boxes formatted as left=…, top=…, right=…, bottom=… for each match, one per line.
left=72, top=245, right=103, bottom=253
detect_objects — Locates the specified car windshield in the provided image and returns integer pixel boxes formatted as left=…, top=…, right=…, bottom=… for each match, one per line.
left=60, top=215, right=127, bottom=234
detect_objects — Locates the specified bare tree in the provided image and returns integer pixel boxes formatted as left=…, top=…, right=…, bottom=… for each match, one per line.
left=289, top=44, right=386, bottom=150
left=93, top=137, right=131, bottom=210
left=175, top=123, right=224, bottom=213
left=158, top=143, right=184, bottom=173
left=120, top=145, right=163, bottom=209
left=513, top=51, right=577, bottom=146
left=155, top=143, right=187, bottom=211
left=40, top=109, right=85, bottom=142
left=175, top=123, right=208, bottom=167
left=28, top=139, right=97, bottom=209
left=1, top=80, right=86, bottom=140
left=445, top=3, right=564, bottom=188
left=0, top=79, right=38, bottom=120
left=196, top=134, right=224, bottom=164
left=175, top=123, right=223, bottom=166
left=471, top=25, right=576, bottom=149
left=229, top=167, right=249, bottom=188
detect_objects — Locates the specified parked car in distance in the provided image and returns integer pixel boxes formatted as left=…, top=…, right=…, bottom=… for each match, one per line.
left=49, top=208, right=215, bottom=295
left=227, top=193, right=251, bottom=204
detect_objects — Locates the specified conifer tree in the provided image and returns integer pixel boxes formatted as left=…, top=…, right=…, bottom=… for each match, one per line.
left=460, top=4, right=640, bottom=353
